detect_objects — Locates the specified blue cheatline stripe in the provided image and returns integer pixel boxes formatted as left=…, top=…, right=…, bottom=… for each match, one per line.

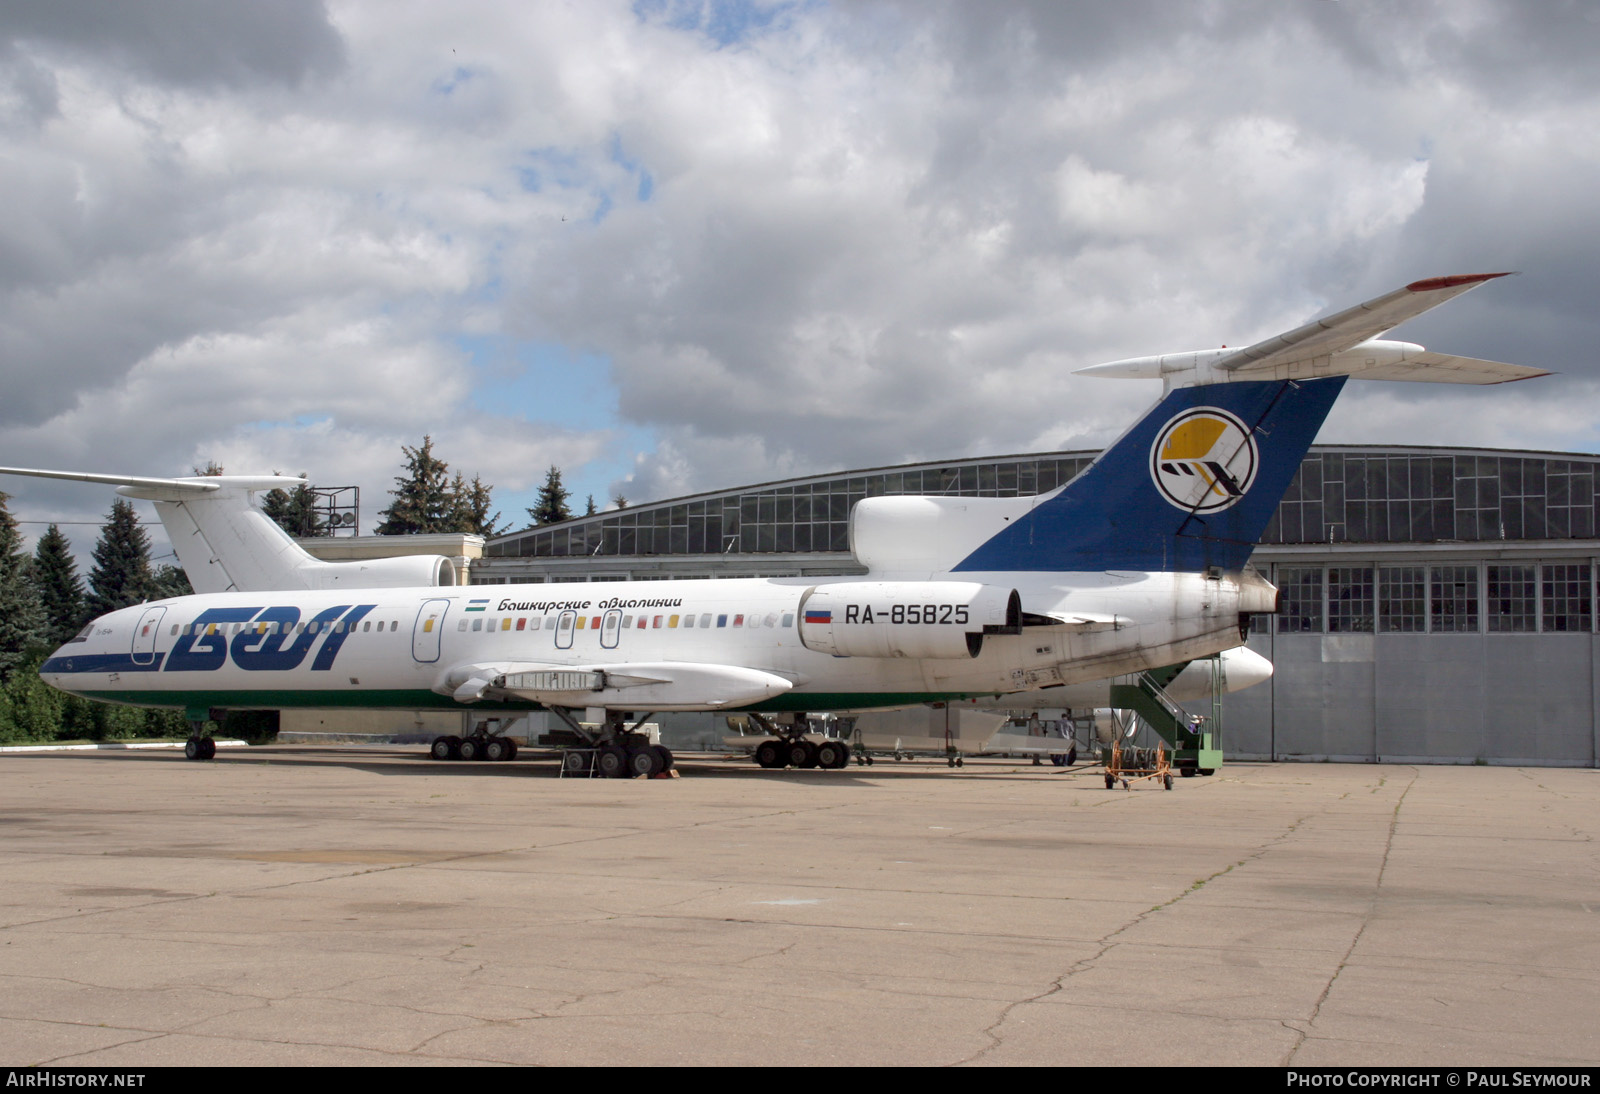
left=41, top=653, right=166, bottom=675
left=953, top=376, right=1346, bottom=574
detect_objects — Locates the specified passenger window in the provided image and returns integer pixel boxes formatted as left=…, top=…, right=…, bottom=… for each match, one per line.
left=781, top=613, right=794, bottom=628
left=700, top=613, right=712, bottom=628
left=652, top=615, right=662, bottom=628
left=668, top=615, right=680, bottom=627
left=472, top=619, right=482, bottom=632
left=516, top=618, right=526, bottom=631
left=733, top=614, right=744, bottom=627
left=684, top=614, right=695, bottom=628
left=717, top=615, right=727, bottom=627
left=170, top=624, right=179, bottom=636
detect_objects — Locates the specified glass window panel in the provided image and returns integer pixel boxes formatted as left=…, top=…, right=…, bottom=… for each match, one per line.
left=1487, top=564, right=1536, bottom=632
left=1431, top=565, right=1479, bottom=632
left=1542, top=563, right=1592, bottom=632
left=1276, top=567, right=1324, bottom=634
left=1379, top=566, right=1425, bottom=632
left=1328, top=566, right=1374, bottom=632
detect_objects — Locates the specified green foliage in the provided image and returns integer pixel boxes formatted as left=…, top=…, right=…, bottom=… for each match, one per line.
left=86, top=499, right=155, bottom=617
left=151, top=564, right=193, bottom=600
left=33, top=524, right=85, bottom=646
left=262, top=476, right=328, bottom=538
left=528, top=465, right=572, bottom=525
left=375, top=438, right=503, bottom=536
left=0, top=493, right=48, bottom=678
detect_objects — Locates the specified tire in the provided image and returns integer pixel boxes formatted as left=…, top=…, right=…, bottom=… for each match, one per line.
left=651, top=745, right=674, bottom=772
left=562, top=750, right=592, bottom=776
left=483, top=738, right=509, bottom=762
left=184, top=737, right=200, bottom=760
left=754, top=740, right=784, bottom=769
left=1164, top=773, right=1173, bottom=790
left=627, top=747, right=663, bottom=778
left=443, top=735, right=462, bottom=760
left=1198, top=768, right=1216, bottom=776
left=458, top=737, right=481, bottom=762
left=1049, top=753, right=1068, bottom=767
left=504, top=739, right=519, bottom=761
left=1065, top=746, right=1077, bottom=766
left=430, top=736, right=454, bottom=761
left=788, top=740, right=819, bottom=769
left=816, top=741, right=846, bottom=769
left=596, top=745, right=628, bottom=779
left=198, top=738, right=216, bottom=760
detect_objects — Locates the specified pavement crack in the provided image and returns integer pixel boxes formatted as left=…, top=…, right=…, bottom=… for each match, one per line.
left=1282, top=766, right=1418, bottom=1066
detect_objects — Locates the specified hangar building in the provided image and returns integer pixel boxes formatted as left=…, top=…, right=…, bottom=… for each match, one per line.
left=471, top=445, right=1600, bottom=768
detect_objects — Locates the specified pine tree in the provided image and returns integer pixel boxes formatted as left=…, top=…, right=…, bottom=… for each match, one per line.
left=584, top=494, right=597, bottom=516
left=262, top=476, right=326, bottom=537
left=611, top=493, right=629, bottom=510
left=151, top=564, right=193, bottom=600
left=528, top=466, right=572, bottom=525
left=86, top=499, right=155, bottom=617
left=375, top=437, right=452, bottom=534
left=443, top=473, right=504, bottom=537
left=0, top=492, right=48, bottom=679
left=32, top=524, right=84, bottom=646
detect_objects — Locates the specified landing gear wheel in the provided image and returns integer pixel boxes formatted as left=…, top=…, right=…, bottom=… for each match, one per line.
left=458, top=737, right=482, bottom=762
left=955, top=757, right=964, bottom=767
left=596, top=745, right=629, bottom=779
left=788, top=740, right=819, bottom=769
left=627, top=746, right=663, bottom=778
left=430, top=736, right=454, bottom=761
left=562, top=749, right=593, bottom=776
left=199, top=738, right=216, bottom=760
left=754, top=740, right=784, bottom=769
left=651, top=745, right=674, bottom=772
left=504, top=739, right=519, bottom=761
left=483, top=738, right=510, bottom=763
left=184, top=737, right=201, bottom=760
left=816, top=741, right=849, bottom=769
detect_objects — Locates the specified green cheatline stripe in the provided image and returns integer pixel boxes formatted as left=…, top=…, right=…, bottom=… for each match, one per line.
left=67, top=688, right=985, bottom=714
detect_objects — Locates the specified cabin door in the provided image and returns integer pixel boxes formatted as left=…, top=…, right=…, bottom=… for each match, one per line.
left=412, top=599, right=451, bottom=663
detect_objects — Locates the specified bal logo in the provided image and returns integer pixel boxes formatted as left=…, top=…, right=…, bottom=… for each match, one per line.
left=1149, top=407, right=1259, bottom=513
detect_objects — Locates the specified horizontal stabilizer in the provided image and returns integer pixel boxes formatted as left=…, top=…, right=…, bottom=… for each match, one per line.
left=1216, top=273, right=1513, bottom=373
left=1075, top=274, right=1547, bottom=392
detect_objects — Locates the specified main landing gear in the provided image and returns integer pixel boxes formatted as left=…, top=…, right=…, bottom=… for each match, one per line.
left=748, top=714, right=852, bottom=770
left=429, top=721, right=521, bottom=763
left=550, top=709, right=675, bottom=779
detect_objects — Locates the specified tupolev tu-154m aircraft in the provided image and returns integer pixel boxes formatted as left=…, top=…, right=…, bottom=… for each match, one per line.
left=12, top=273, right=1544, bottom=776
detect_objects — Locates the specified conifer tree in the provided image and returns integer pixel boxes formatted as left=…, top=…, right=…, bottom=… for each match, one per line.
left=375, top=437, right=452, bottom=534
left=32, top=524, right=84, bottom=646
left=0, top=493, right=47, bottom=679
left=86, top=499, right=155, bottom=617
left=262, top=476, right=326, bottom=537
left=528, top=466, right=572, bottom=525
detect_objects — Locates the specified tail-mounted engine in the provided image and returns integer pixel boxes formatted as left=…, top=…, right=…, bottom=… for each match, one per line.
left=798, top=582, right=1020, bottom=659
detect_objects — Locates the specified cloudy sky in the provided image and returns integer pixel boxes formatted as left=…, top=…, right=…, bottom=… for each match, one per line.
left=3, top=0, right=1598, bottom=560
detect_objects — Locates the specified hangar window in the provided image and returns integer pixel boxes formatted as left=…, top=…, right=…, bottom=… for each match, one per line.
left=1378, top=567, right=1425, bottom=632
left=1275, top=567, right=1323, bottom=634
left=1542, top=564, right=1592, bottom=633
left=1487, top=564, right=1536, bottom=632
left=1327, top=567, right=1374, bottom=633
left=1430, top=566, right=1479, bottom=633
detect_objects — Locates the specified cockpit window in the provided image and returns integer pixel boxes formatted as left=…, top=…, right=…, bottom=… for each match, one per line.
left=68, top=623, right=93, bottom=644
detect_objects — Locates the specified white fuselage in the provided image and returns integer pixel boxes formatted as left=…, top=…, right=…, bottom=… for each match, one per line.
left=43, top=569, right=1249, bottom=715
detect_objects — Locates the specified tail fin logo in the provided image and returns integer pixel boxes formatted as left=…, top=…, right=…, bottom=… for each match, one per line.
left=1149, top=407, right=1259, bottom=513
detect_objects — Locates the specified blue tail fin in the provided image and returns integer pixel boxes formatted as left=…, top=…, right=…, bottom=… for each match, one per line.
left=952, top=377, right=1346, bottom=573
